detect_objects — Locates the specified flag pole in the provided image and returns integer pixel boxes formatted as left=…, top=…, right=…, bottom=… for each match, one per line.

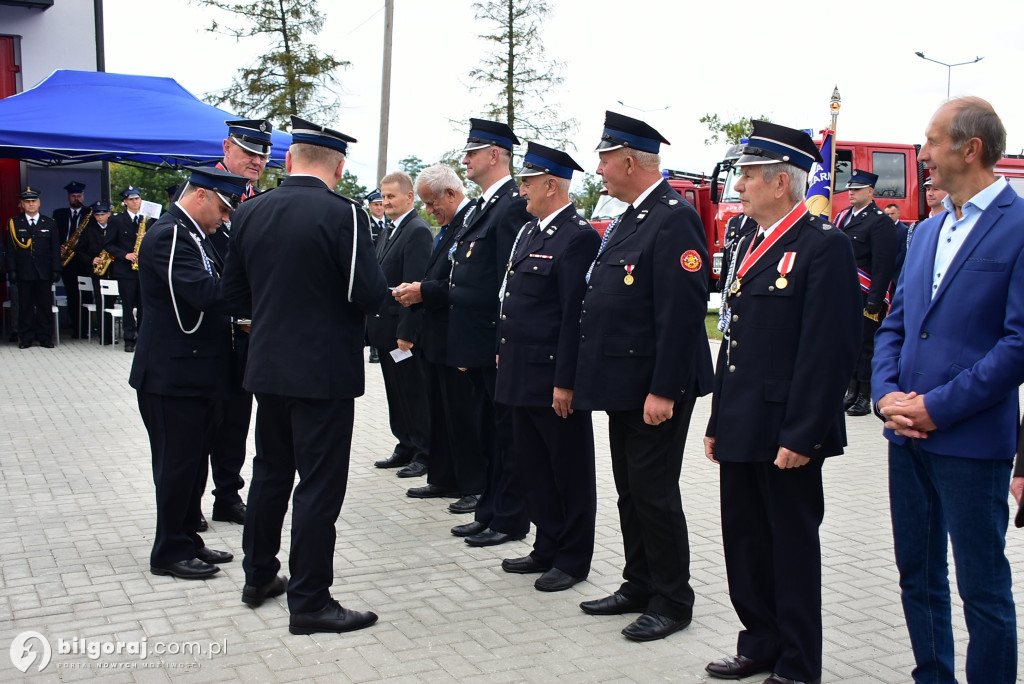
left=829, top=86, right=841, bottom=218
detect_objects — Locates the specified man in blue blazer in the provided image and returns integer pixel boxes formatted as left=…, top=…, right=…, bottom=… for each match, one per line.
left=874, top=96, right=1024, bottom=684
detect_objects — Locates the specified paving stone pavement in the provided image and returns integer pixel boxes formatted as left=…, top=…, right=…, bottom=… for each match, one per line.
left=1, top=335, right=1023, bottom=682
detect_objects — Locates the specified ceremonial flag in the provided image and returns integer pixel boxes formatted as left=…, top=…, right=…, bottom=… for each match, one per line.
left=805, top=129, right=834, bottom=220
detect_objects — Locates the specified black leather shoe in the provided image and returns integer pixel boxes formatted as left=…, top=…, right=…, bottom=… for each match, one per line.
left=580, top=592, right=645, bottom=615
left=465, top=528, right=525, bottom=547
left=706, top=654, right=774, bottom=680
left=195, top=547, right=233, bottom=564
left=197, top=512, right=208, bottom=531
left=406, top=484, right=456, bottom=498
left=397, top=461, right=427, bottom=478
left=125, top=342, right=135, bottom=352
left=18, top=342, right=30, bottom=349
left=535, top=568, right=585, bottom=592
left=621, top=612, right=691, bottom=641
left=375, top=451, right=411, bottom=469
left=843, top=385, right=858, bottom=409
left=41, top=341, right=54, bottom=348
left=288, top=599, right=378, bottom=635
left=846, top=395, right=871, bottom=416
left=368, top=348, right=380, bottom=364
left=451, top=520, right=487, bottom=537
left=151, top=558, right=220, bottom=579
left=448, top=494, right=479, bottom=514
left=501, top=555, right=550, bottom=574
left=763, top=675, right=820, bottom=684
left=242, top=575, right=287, bottom=607
left=212, top=502, right=247, bottom=524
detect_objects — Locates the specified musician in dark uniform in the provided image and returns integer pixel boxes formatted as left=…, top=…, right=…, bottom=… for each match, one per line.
left=53, top=181, right=89, bottom=338
left=394, top=165, right=487, bottom=528
left=129, top=167, right=246, bottom=580
left=6, top=187, right=61, bottom=348
left=702, top=121, right=861, bottom=684
left=366, top=172, right=432, bottom=478
left=76, top=200, right=114, bottom=343
left=433, top=118, right=533, bottom=547
left=222, top=116, right=386, bottom=635
left=495, top=143, right=600, bottom=592
left=574, top=112, right=714, bottom=642
left=832, top=169, right=897, bottom=416
left=106, top=187, right=147, bottom=351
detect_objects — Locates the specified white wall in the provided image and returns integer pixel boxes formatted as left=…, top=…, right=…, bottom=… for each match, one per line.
left=0, top=2, right=98, bottom=91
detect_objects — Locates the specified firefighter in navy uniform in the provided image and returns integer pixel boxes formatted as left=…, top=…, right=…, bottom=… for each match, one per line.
left=129, top=167, right=246, bottom=580
left=574, top=112, right=714, bottom=641
left=6, top=187, right=61, bottom=348
left=495, top=142, right=601, bottom=592
left=106, top=187, right=147, bottom=351
left=832, top=169, right=897, bottom=416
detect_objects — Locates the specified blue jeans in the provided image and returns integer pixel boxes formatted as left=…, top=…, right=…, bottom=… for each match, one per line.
left=889, top=440, right=1016, bottom=684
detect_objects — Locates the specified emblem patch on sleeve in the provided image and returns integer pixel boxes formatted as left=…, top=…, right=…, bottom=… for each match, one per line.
left=681, top=250, right=702, bottom=272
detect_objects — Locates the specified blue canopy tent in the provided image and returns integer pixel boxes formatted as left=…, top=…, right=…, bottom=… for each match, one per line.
left=0, top=70, right=291, bottom=167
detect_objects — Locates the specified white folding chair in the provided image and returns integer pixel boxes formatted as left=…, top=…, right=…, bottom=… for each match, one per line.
left=77, top=276, right=98, bottom=341
left=51, top=283, right=64, bottom=346
left=99, top=279, right=123, bottom=347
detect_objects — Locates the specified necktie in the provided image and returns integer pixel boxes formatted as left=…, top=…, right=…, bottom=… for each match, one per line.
left=71, top=211, right=77, bottom=227
left=750, top=229, right=765, bottom=251
left=134, top=215, right=140, bottom=227
left=30, top=218, right=36, bottom=226
left=434, top=224, right=447, bottom=250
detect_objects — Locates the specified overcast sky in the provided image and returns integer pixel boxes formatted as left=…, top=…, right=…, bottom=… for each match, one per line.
left=102, top=0, right=1024, bottom=189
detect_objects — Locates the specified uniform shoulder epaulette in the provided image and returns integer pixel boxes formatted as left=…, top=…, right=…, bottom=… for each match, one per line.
left=659, top=194, right=681, bottom=207
left=808, top=215, right=834, bottom=232
left=875, top=208, right=884, bottom=215
left=328, top=189, right=359, bottom=205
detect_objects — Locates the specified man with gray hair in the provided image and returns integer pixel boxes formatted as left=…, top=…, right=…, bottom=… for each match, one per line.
left=875, top=96, right=1024, bottom=684
left=703, top=120, right=860, bottom=684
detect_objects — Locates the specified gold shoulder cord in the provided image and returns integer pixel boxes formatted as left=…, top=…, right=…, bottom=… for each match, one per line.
left=9, top=218, right=31, bottom=249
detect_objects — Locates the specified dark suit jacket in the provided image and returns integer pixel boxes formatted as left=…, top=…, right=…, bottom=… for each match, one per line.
left=222, top=175, right=388, bottom=400
left=5, top=213, right=61, bottom=281
left=106, top=212, right=149, bottom=279
left=707, top=211, right=861, bottom=461
left=417, top=201, right=472, bottom=365
left=874, top=183, right=1024, bottom=459
left=834, top=201, right=898, bottom=309
left=495, top=204, right=600, bottom=407
left=573, top=179, right=714, bottom=411
left=128, top=204, right=232, bottom=398
left=447, top=178, right=533, bottom=368
left=52, top=206, right=88, bottom=244
left=366, top=211, right=432, bottom=349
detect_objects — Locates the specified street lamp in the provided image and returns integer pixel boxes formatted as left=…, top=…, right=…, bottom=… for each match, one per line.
left=914, top=51, right=984, bottom=99
left=616, top=100, right=669, bottom=121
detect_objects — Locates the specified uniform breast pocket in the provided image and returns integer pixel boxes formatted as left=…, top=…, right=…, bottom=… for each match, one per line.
left=598, top=250, right=643, bottom=295
left=749, top=282, right=796, bottom=328
left=514, top=258, right=555, bottom=296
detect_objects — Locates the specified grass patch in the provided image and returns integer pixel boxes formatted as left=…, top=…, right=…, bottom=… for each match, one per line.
left=706, top=311, right=723, bottom=340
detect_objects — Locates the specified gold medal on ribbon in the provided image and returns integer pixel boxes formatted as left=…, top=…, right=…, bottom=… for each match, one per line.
left=623, top=264, right=635, bottom=285
left=729, top=278, right=741, bottom=295
left=624, top=274, right=634, bottom=285
left=775, top=277, right=788, bottom=289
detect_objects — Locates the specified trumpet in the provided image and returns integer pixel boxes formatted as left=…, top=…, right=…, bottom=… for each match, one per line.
left=93, top=249, right=114, bottom=277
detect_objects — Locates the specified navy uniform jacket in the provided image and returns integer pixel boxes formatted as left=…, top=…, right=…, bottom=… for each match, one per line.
left=106, top=212, right=149, bottom=279
left=222, top=175, right=388, bottom=400
left=573, top=179, right=714, bottom=411
left=417, top=201, right=472, bottom=365
left=707, top=212, right=861, bottom=461
left=718, top=214, right=758, bottom=293
left=495, top=204, right=599, bottom=407
left=5, top=213, right=61, bottom=281
left=835, top=201, right=897, bottom=309
left=448, top=178, right=533, bottom=368
left=52, top=206, right=88, bottom=244
left=128, top=204, right=232, bottom=398
left=366, top=211, right=432, bottom=349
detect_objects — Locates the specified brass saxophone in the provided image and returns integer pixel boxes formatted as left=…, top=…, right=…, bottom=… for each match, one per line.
left=131, top=216, right=147, bottom=271
left=61, top=210, right=92, bottom=267
left=93, top=249, right=114, bottom=276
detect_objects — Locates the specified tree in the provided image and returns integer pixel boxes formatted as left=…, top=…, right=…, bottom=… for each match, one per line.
left=468, top=0, right=577, bottom=149
left=109, top=164, right=189, bottom=207
left=699, top=114, right=772, bottom=146
left=192, top=0, right=349, bottom=130
left=571, top=173, right=604, bottom=220
left=335, top=170, right=367, bottom=201
left=398, top=155, right=435, bottom=225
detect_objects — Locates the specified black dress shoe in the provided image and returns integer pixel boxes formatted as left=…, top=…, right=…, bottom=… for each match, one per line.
left=846, top=395, right=871, bottom=416
left=212, top=501, right=247, bottom=524
left=465, top=528, right=525, bottom=547
left=18, top=342, right=31, bottom=349
left=368, top=348, right=380, bottom=364
left=763, top=675, right=820, bottom=684
left=706, top=654, right=774, bottom=680
left=288, top=599, right=378, bottom=635
left=580, top=592, right=646, bottom=616
left=451, top=520, right=487, bottom=537
left=195, top=547, right=233, bottom=564
left=397, top=461, right=428, bottom=478
left=41, top=341, right=54, bottom=348
left=535, top=568, right=585, bottom=592
left=621, top=612, right=691, bottom=642
left=406, top=484, right=456, bottom=498
left=150, top=558, right=220, bottom=579
left=197, top=512, right=208, bottom=531
left=242, top=575, right=288, bottom=607
left=501, top=555, right=550, bottom=574
left=374, top=451, right=411, bottom=469
left=125, top=342, right=135, bottom=352
left=448, top=494, right=479, bottom=514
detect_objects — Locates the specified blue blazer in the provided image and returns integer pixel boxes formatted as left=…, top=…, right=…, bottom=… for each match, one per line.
left=873, top=184, right=1024, bottom=459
